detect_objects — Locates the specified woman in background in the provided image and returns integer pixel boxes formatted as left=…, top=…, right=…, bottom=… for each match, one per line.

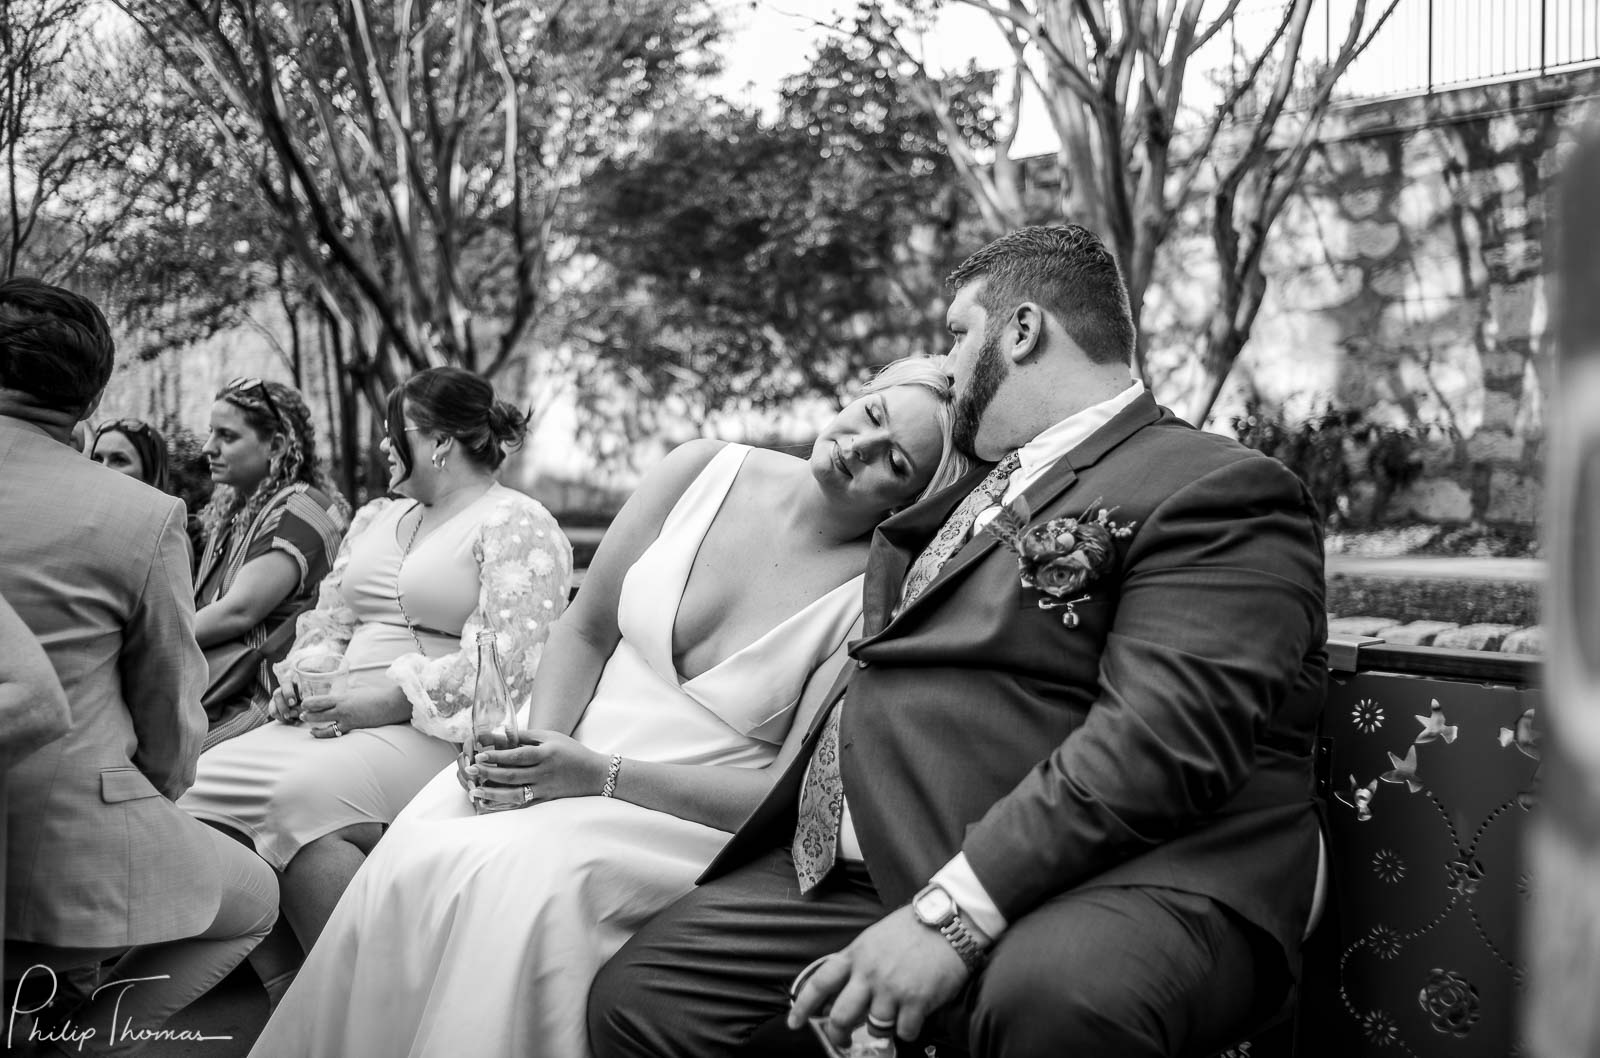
left=88, top=418, right=171, bottom=491
left=89, top=417, right=211, bottom=565
left=191, top=378, right=348, bottom=748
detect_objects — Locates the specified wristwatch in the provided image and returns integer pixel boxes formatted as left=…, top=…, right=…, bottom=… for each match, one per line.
left=911, top=882, right=987, bottom=972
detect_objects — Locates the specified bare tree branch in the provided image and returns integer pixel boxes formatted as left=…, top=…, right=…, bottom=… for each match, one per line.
left=864, top=0, right=1400, bottom=407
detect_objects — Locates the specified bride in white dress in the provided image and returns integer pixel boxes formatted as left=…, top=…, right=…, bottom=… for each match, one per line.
left=249, top=358, right=968, bottom=1058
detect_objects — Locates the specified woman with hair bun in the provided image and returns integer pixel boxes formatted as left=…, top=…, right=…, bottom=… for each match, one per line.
left=181, top=366, right=571, bottom=1000
left=191, top=379, right=349, bottom=748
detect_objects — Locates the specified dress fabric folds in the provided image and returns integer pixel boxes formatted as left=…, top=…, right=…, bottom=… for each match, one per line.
left=249, top=444, right=864, bottom=1058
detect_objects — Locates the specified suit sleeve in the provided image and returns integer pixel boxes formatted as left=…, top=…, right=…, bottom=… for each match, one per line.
left=0, top=591, right=69, bottom=764
left=960, top=454, right=1325, bottom=919
left=121, top=499, right=208, bottom=800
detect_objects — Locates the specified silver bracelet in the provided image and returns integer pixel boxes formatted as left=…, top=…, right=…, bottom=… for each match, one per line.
left=601, top=754, right=622, bottom=798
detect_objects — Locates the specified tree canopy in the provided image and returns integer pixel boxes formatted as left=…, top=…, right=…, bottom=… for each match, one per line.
left=577, top=32, right=987, bottom=425
left=115, top=0, right=722, bottom=403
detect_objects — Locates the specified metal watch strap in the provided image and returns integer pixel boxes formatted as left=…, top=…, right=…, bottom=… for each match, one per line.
left=938, top=914, right=987, bottom=971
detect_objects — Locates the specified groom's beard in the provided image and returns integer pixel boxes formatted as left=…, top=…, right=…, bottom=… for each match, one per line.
left=953, top=331, right=1007, bottom=455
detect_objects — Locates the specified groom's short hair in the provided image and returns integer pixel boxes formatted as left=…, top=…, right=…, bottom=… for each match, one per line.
left=0, top=277, right=115, bottom=415
left=947, top=225, right=1135, bottom=366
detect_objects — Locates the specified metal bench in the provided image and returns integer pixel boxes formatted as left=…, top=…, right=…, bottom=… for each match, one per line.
left=741, top=635, right=1542, bottom=1057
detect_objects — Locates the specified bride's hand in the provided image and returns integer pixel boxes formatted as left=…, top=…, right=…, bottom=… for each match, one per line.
left=467, top=730, right=609, bottom=805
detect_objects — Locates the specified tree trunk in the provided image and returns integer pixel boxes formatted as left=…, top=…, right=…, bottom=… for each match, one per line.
left=1192, top=319, right=1246, bottom=429
left=316, top=301, right=362, bottom=502
left=317, top=307, right=340, bottom=484
left=276, top=258, right=303, bottom=389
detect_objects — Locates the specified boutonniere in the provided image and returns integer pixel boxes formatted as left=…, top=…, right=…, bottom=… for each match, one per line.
left=983, top=497, right=1136, bottom=626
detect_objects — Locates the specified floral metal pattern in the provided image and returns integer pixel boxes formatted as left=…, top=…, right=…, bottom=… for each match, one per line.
left=1418, top=969, right=1481, bottom=1037
left=1310, top=674, right=1540, bottom=1057
left=1446, top=858, right=1485, bottom=897
left=1352, top=697, right=1385, bottom=733
left=1368, top=925, right=1404, bottom=960
left=1361, top=1009, right=1399, bottom=1046
left=1373, top=849, right=1407, bottom=884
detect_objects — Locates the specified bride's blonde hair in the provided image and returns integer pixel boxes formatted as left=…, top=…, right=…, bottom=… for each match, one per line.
left=857, top=357, right=971, bottom=503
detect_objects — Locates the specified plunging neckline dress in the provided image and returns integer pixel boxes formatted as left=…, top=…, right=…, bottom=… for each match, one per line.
left=249, top=444, right=865, bottom=1058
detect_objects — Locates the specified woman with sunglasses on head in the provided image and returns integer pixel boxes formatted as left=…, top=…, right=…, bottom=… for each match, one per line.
left=246, top=357, right=968, bottom=1058
left=88, top=417, right=171, bottom=491
left=190, top=378, right=349, bottom=749
left=89, top=418, right=211, bottom=568
left=181, top=366, right=571, bottom=1004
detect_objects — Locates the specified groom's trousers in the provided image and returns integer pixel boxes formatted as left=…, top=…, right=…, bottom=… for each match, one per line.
left=587, top=847, right=1280, bottom=1058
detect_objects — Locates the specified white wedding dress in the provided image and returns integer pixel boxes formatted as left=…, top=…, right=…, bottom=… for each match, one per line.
left=248, top=444, right=864, bottom=1058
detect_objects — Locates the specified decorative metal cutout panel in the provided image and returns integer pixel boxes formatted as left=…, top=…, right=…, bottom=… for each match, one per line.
left=1298, top=673, right=1541, bottom=1057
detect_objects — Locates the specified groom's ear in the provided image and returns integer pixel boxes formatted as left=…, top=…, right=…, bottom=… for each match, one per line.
left=1008, top=303, right=1045, bottom=364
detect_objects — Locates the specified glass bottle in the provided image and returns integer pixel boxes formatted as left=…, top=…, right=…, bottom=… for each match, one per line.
left=469, top=630, right=519, bottom=814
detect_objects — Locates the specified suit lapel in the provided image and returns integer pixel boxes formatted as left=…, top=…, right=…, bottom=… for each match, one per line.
left=871, top=392, right=1165, bottom=636
left=860, top=463, right=993, bottom=637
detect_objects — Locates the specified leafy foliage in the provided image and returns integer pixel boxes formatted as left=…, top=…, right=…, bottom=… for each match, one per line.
left=1232, top=399, right=1428, bottom=527
left=575, top=32, right=989, bottom=426
left=1327, top=575, right=1539, bottom=627
left=3, top=9, right=274, bottom=353
left=159, top=419, right=216, bottom=515
left=117, top=0, right=723, bottom=392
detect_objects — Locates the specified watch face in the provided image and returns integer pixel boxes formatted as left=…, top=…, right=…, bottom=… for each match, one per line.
left=914, top=885, right=955, bottom=924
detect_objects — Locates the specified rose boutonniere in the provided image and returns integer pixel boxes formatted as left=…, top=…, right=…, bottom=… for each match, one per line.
left=982, top=497, right=1136, bottom=626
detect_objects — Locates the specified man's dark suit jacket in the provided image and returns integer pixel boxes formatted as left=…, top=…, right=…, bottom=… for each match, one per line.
left=708, top=391, right=1328, bottom=966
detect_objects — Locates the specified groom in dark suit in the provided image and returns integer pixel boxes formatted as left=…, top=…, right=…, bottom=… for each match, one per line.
left=588, top=225, right=1327, bottom=1058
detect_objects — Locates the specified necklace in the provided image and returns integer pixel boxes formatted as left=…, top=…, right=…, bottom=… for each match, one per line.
left=394, top=502, right=428, bottom=655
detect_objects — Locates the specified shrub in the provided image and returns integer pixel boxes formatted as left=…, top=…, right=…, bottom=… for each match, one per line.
left=1326, top=574, right=1540, bottom=627
left=1231, top=400, right=1428, bottom=528
left=161, top=419, right=215, bottom=513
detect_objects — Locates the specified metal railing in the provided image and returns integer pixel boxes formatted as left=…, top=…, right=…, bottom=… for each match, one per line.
left=1217, top=0, right=1600, bottom=108
left=1338, top=0, right=1600, bottom=100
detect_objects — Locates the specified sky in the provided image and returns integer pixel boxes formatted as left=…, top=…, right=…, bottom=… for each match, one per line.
left=708, top=0, right=1060, bottom=156
left=702, top=1, right=1520, bottom=158
left=710, top=1, right=870, bottom=103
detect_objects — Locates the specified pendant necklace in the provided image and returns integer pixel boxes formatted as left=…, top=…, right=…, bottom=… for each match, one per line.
left=395, top=502, right=428, bottom=655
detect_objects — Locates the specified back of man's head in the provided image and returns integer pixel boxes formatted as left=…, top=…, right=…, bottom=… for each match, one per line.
left=947, top=225, right=1135, bottom=367
left=0, top=278, right=115, bottom=416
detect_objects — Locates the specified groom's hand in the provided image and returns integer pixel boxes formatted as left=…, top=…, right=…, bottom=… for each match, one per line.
left=787, top=905, right=971, bottom=1044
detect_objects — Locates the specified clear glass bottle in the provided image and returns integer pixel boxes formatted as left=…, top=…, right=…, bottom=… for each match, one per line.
left=469, top=630, right=519, bottom=814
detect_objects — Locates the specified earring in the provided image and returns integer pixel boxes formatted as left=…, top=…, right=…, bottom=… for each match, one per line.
left=431, top=449, right=446, bottom=470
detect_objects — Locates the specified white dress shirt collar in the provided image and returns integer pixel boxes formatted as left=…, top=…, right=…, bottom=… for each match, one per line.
left=1002, top=379, right=1145, bottom=505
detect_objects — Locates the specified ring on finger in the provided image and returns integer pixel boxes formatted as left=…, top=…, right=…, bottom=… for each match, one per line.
left=866, top=1014, right=896, bottom=1036
left=520, top=784, right=535, bottom=804
left=790, top=955, right=831, bottom=1001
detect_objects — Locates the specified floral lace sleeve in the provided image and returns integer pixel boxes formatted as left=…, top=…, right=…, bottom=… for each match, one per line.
left=388, top=493, right=572, bottom=743
left=272, top=497, right=395, bottom=685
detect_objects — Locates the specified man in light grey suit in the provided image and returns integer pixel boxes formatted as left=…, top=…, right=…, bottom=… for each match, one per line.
left=1, top=278, right=277, bottom=1054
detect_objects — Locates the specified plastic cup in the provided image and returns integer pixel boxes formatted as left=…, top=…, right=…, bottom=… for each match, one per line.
left=292, top=655, right=349, bottom=699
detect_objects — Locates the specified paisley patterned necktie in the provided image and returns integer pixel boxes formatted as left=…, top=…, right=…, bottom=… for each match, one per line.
left=791, top=452, right=1021, bottom=892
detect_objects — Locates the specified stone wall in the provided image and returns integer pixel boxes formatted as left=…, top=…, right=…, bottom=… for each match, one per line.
left=1142, top=68, right=1600, bottom=528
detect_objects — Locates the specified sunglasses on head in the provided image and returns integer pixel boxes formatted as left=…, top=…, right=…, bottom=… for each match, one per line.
left=101, top=418, right=155, bottom=437
left=224, top=377, right=285, bottom=431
